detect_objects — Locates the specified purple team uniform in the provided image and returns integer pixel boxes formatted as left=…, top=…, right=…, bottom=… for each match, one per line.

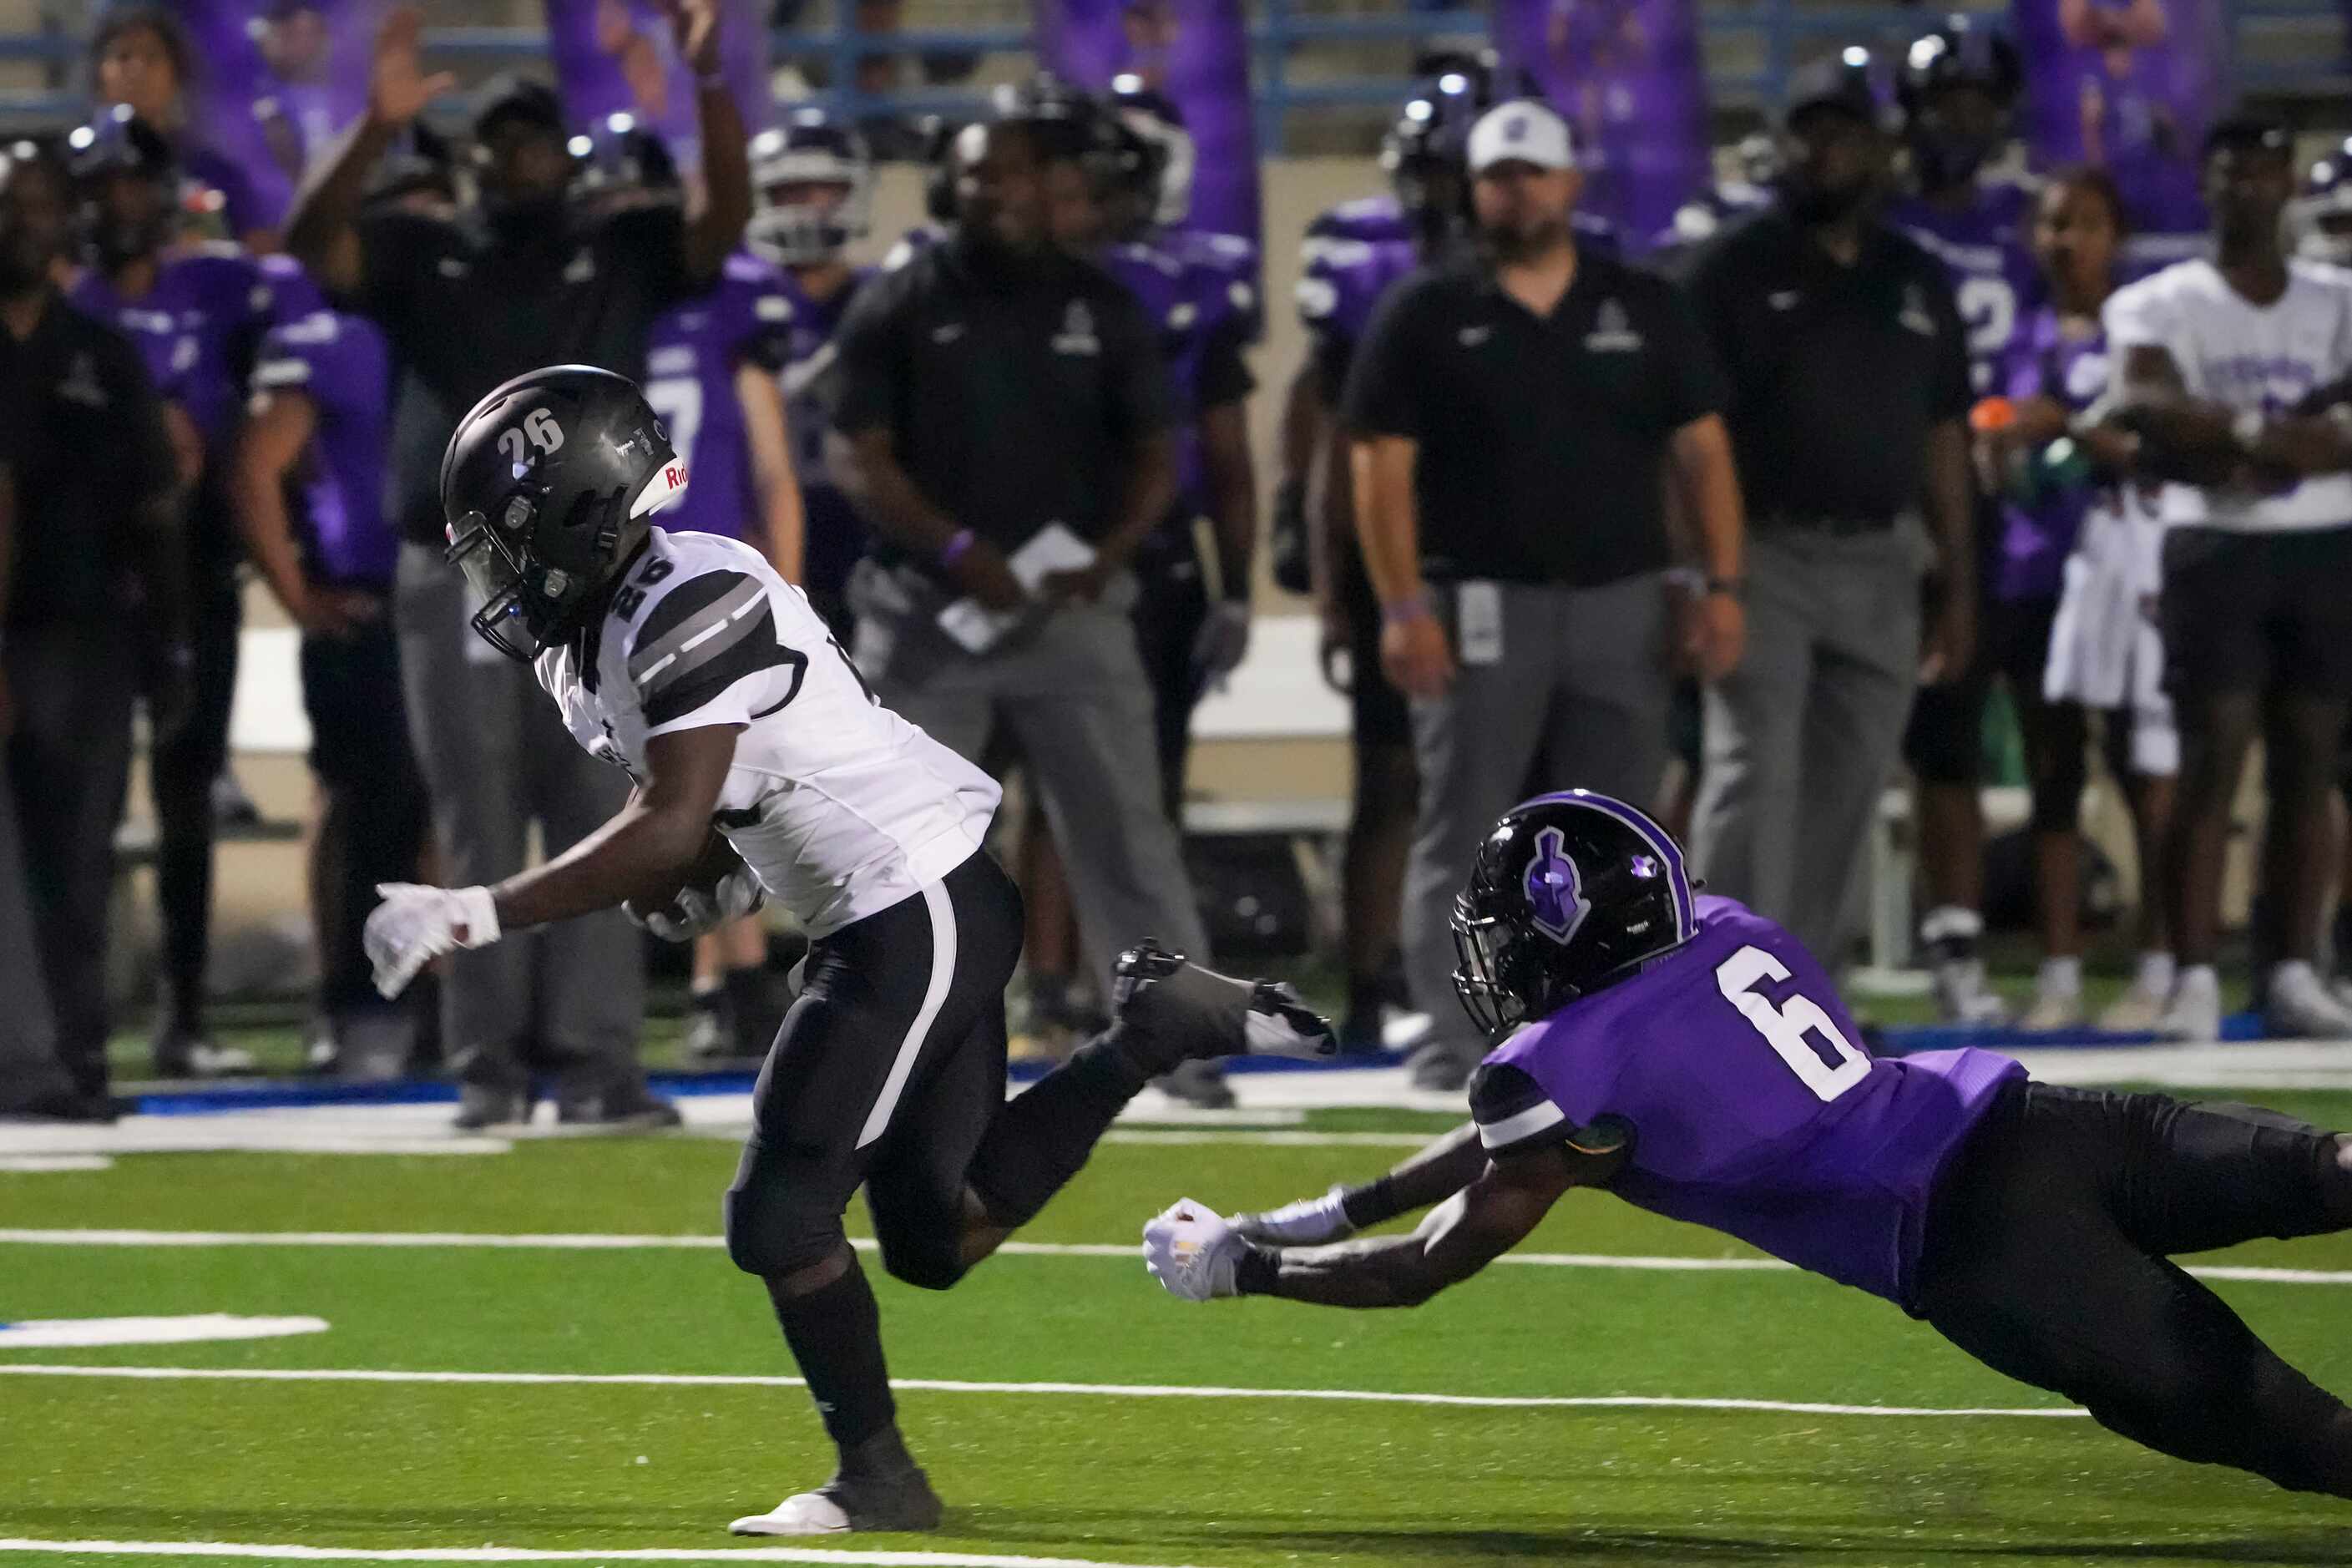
left=1481, top=894, right=2023, bottom=1308
left=1887, top=180, right=2042, bottom=397
left=250, top=255, right=397, bottom=588
left=1995, top=305, right=2112, bottom=604
left=70, top=242, right=273, bottom=456
left=644, top=251, right=797, bottom=545
left=776, top=263, right=877, bottom=634
left=1102, top=236, right=1255, bottom=547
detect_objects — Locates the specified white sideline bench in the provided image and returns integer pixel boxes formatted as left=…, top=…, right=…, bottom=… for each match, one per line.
left=1861, top=784, right=2031, bottom=989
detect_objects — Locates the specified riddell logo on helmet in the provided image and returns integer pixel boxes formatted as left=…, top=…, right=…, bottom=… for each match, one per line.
left=629, top=460, right=690, bottom=517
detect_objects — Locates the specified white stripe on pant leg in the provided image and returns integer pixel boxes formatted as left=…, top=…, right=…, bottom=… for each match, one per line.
left=857, top=879, right=958, bottom=1149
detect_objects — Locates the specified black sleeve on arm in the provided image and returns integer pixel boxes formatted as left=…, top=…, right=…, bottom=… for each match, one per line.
left=1925, top=266, right=1973, bottom=422
left=1100, top=284, right=1176, bottom=441
left=1196, top=313, right=1256, bottom=411
left=1467, top=1062, right=1573, bottom=1160
left=1338, top=281, right=1427, bottom=439
left=1652, top=278, right=1731, bottom=427
left=829, top=271, right=906, bottom=438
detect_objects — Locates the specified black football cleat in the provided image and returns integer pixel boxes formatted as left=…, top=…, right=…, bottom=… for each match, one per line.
left=729, top=1465, right=945, bottom=1535
left=1111, top=941, right=1338, bottom=1070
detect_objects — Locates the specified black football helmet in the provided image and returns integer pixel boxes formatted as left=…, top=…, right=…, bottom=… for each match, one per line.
left=1451, top=791, right=1700, bottom=1038
left=1897, top=17, right=2021, bottom=192
left=569, top=111, right=679, bottom=208
left=67, top=106, right=175, bottom=266
left=1108, top=73, right=1192, bottom=230
left=1381, top=63, right=1491, bottom=251
left=440, top=365, right=684, bottom=661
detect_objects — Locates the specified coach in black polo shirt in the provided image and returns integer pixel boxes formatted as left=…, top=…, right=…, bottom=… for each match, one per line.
left=1343, top=98, right=1746, bottom=1090
left=1682, top=53, right=1975, bottom=968
left=0, top=140, right=183, bottom=1114
left=832, top=86, right=1219, bottom=1097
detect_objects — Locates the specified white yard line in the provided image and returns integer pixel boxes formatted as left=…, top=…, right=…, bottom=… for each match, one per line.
left=3, top=1228, right=2345, bottom=1285
left=0, top=1362, right=2088, bottom=1419
left=0, top=1540, right=1202, bottom=1568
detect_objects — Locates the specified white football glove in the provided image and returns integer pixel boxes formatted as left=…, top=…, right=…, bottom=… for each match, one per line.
left=1142, top=1198, right=1247, bottom=1302
left=626, top=865, right=766, bottom=943
left=1191, top=599, right=1251, bottom=683
left=1231, top=1184, right=1356, bottom=1247
left=365, top=883, right=500, bottom=999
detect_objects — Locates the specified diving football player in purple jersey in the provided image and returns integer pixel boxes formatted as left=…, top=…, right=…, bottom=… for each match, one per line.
left=64, top=109, right=276, bottom=1080
left=1147, top=789, right=2352, bottom=1500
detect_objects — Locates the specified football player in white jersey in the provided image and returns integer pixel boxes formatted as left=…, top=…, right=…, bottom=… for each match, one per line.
left=362, top=364, right=1334, bottom=1534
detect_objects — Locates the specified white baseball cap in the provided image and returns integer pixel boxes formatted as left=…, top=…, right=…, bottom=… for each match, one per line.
left=1467, top=100, right=1576, bottom=175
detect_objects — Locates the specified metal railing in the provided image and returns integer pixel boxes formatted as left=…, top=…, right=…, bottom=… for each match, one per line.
left=0, top=0, right=2339, bottom=144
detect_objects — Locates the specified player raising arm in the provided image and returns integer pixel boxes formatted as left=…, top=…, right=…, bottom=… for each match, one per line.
left=1146, top=791, right=2352, bottom=1498
left=367, top=365, right=1336, bottom=1536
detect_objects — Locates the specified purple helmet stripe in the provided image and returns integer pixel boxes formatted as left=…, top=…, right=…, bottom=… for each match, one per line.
left=1521, top=790, right=1696, bottom=941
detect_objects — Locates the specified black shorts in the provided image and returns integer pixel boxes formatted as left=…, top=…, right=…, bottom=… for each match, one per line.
left=1903, top=593, right=2060, bottom=787
left=1915, top=1080, right=2351, bottom=1490
left=724, top=850, right=1026, bottom=1283
left=300, top=615, right=421, bottom=790
left=1339, top=549, right=1411, bottom=751
left=2161, top=524, right=2352, bottom=702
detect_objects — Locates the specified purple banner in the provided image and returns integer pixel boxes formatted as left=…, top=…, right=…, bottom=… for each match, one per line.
left=1492, top=0, right=1710, bottom=252
left=175, top=0, right=382, bottom=231
left=2014, top=0, right=2223, bottom=266
left=545, top=0, right=771, bottom=180
left=1034, top=0, right=1261, bottom=249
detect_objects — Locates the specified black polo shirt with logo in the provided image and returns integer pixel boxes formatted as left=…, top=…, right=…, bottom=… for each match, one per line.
left=0, top=294, right=178, bottom=627
left=832, top=233, right=1175, bottom=558
left=1683, top=207, right=1971, bottom=529
left=348, top=204, right=701, bottom=547
left=1339, top=248, right=1726, bottom=587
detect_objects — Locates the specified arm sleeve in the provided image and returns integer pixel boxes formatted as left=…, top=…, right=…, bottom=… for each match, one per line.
left=1195, top=298, right=1257, bottom=411
left=1925, top=269, right=1974, bottom=423
left=1338, top=281, right=1426, bottom=439
left=828, top=273, right=904, bottom=437
left=107, top=334, right=179, bottom=501
left=1466, top=1062, right=1575, bottom=1161
left=1651, top=281, right=1730, bottom=427
left=1100, top=286, right=1176, bottom=441
left=627, top=567, right=809, bottom=736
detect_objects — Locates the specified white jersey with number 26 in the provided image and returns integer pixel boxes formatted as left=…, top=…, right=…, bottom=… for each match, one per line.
left=535, top=526, right=1001, bottom=937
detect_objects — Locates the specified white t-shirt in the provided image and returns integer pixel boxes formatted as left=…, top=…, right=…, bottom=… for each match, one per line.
left=2102, top=258, right=2352, bottom=532
left=537, top=527, right=1001, bottom=938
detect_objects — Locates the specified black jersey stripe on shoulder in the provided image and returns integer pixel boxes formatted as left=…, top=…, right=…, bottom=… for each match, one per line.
left=629, top=572, right=766, bottom=687
left=644, top=627, right=805, bottom=729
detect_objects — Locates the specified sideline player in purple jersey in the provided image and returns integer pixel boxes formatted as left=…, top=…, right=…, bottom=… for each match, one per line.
left=232, top=140, right=440, bottom=1076
left=746, top=109, right=879, bottom=643
left=1882, top=17, right=2039, bottom=1029
left=66, top=109, right=275, bottom=1080
left=581, top=115, right=807, bottom=1066
left=1146, top=788, right=2352, bottom=1498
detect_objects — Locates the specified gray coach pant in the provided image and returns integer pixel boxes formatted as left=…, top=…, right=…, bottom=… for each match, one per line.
left=850, top=562, right=1209, bottom=1006
left=1403, top=575, right=1672, bottom=1064
left=395, top=544, right=648, bottom=1100
left=1688, top=520, right=1928, bottom=966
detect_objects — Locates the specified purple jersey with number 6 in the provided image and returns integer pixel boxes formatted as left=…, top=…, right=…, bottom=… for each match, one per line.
left=644, top=252, right=796, bottom=544
left=1485, top=895, right=2024, bottom=1309
left=1887, top=181, right=2041, bottom=396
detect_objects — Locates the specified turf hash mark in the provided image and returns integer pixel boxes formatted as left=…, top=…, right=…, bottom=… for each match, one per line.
left=0, top=1541, right=1205, bottom=1568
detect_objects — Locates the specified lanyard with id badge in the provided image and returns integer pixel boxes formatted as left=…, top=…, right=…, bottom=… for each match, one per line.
left=1454, top=580, right=1505, bottom=666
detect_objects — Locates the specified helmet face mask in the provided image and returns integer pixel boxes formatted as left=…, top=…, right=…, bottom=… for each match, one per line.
left=749, top=114, right=873, bottom=266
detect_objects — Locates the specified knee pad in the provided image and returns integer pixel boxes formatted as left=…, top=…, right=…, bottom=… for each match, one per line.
left=873, top=1229, right=968, bottom=1292
left=722, top=1167, right=850, bottom=1281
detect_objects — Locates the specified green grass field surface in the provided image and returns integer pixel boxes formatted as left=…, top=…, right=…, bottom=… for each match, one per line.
left=8, top=1102, right=2352, bottom=1567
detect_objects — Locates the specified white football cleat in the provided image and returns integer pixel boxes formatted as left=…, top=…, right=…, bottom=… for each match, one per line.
left=730, top=1493, right=850, bottom=1535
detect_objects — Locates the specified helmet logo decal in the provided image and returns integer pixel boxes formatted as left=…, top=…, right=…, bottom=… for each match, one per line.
left=1522, top=827, right=1589, bottom=946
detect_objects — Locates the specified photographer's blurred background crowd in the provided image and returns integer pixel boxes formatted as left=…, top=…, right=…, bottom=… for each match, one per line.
left=7, top=0, right=2352, bottom=1125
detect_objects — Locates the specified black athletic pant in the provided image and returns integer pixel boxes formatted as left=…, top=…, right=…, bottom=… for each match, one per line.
left=1916, top=1080, right=2352, bottom=1495
left=724, top=849, right=1030, bottom=1289
left=301, top=620, right=428, bottom=1016
left=7, top=624, right=138, bottom=1097
left=1130, top=549, right=1211, bottom=822
left=149, top=564, right=240, bottom=1035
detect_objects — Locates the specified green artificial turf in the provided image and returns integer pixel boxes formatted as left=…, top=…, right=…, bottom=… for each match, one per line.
left=7, top=1106, right=2352, bottom=1565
